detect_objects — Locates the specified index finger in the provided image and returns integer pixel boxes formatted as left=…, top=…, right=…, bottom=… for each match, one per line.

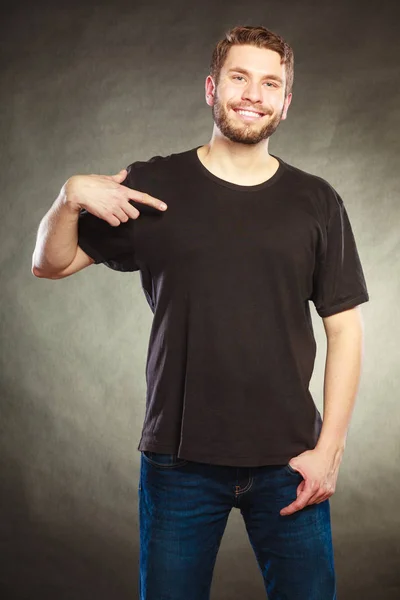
left=127, top=188, right=168, bottom=211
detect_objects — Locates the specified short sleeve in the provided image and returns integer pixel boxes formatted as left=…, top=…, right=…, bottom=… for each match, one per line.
left=310, top=191, right=369, bottom=317
left=77, top=167, right=139, bottom=272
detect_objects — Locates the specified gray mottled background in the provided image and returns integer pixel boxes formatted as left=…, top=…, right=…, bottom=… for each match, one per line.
left=1, top=0, right=399, bottom=598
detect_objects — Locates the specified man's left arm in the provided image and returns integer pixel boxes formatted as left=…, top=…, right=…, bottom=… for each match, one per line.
left=280, top=305, right=365, bottom=516
left=316, top=305, right=365, bottom=459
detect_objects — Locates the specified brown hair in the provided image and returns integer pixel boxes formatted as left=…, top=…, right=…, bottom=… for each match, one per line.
left=210, top=25, right=294, bottom=98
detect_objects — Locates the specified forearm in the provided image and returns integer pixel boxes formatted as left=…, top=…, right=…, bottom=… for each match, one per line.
left=315, top=324, right=365, bottom=461
left=32, top=180, right=80, bottom=275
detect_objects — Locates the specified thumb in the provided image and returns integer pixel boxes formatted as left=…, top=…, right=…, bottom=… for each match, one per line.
left=110, top=168, right=128, bottom=183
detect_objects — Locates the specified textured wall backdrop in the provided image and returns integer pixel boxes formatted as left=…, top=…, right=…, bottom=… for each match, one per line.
left=1, top=0, right=399, bottom=598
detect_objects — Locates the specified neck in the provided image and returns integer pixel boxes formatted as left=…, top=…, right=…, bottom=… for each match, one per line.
left=197, top=134, right=279, bottom=186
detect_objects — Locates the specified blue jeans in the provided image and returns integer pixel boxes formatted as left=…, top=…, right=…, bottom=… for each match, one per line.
left=139, top=451, right=336, bottom=600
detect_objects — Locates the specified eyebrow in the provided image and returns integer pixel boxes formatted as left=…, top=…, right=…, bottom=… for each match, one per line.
left=227, top=67, right=284, bottom=84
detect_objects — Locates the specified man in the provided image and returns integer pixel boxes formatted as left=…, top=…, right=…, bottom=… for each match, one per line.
left=32, top=25, right=369, bottom=600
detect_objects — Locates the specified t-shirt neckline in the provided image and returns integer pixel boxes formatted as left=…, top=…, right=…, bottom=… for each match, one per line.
left=190, top=145, right=285, bottom=192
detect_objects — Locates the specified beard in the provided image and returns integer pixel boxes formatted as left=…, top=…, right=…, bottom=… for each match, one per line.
left=211, top=93, right=284, bottom=145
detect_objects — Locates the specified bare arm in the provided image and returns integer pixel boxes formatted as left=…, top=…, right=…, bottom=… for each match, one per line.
left=32, top=184, right=93, bottom=279
left=279, top=306, right=365, bottom=516
left=32, top=169, right=167, bottom=279
left=315, top=306, right=365, bottom=458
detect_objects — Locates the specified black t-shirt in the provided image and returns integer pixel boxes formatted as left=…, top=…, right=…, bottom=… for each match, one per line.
left=77, top=146, right=369, bottom=467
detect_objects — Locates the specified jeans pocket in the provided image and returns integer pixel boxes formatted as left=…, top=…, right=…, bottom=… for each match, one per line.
left=285, top=463, right=301, bottom=476
left=142, top=451, right=189, bottom=469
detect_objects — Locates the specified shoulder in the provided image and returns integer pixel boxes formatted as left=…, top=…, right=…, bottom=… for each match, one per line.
left=279, top=157, right=343, bottom=221
left=125, top=147, right=191, bottom=181
left=124, top=149, right=192, bottom=199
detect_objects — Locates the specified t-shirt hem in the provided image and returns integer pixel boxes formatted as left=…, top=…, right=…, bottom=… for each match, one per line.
left=138, top=441, right=304, bottom=468
left=317, top=292, right=369, bottom=317
left=77, top=239, right=104, bottom=264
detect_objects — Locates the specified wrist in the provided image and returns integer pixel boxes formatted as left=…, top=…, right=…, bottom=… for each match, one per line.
left=315, top=439, right=346, bottom=460
left=60, top=176, right=83, bottom=212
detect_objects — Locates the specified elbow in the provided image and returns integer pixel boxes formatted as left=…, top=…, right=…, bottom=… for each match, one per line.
left=31, top=252, right=60, bottom=279
left=31, top=265, right=58, bottom=279
left=32, top=265, right=49, bottom=278
left=32, top=265, right=43, bottom=277
left=31, top=252, right=46, bottom=278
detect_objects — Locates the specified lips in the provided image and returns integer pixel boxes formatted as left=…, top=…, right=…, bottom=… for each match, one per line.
left=233, top=108, right=265, bottom=116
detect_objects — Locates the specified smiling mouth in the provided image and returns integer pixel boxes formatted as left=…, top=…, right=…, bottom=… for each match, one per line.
left=233, top=108, right=265, bottom=120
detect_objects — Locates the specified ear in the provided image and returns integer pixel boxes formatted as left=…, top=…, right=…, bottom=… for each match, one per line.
left=205, top=75, right=216, bottom=106
left=281, top=92, right=292, bottom=121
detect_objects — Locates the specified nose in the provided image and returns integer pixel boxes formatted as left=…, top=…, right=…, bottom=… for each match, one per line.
left=241, top=81, right=264, bottom=105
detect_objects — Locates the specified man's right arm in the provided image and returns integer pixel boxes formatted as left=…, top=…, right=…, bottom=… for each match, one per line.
left=32, top=180, right=94, bottom=280
left=32, top=169, right=167, bottom=279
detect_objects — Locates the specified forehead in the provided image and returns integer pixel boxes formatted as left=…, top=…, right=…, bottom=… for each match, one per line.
left=223, top=44, right=284, bottom=77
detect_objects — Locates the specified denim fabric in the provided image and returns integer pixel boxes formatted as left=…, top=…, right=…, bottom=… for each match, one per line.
left=139, top=451, right=336, bottom=600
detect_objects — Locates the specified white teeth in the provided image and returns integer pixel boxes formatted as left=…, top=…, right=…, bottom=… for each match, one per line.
left=236, top=109, right=262, bottom=118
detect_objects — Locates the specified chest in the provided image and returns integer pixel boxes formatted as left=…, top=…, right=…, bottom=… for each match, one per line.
left=133, top=188, right=321, bottom=278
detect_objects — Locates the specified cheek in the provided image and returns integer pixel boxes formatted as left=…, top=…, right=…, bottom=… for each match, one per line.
left=221, top=97, right=236, bottom=113
left=221, top=85, right=240, bottom=102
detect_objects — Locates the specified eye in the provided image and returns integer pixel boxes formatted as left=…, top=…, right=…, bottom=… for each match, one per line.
left=232, top=76, right=277, bottom=87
